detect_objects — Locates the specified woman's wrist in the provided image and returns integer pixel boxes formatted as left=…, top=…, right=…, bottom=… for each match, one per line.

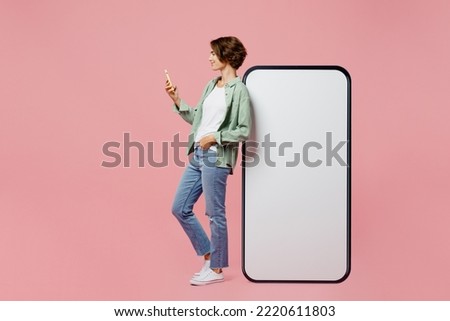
left=199, top=134, right=217, bottom=149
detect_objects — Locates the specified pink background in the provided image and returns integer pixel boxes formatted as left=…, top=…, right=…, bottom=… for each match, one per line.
left=1, top=0, right=450, bottom=300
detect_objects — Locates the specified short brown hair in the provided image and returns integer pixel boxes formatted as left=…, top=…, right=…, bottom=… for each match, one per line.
left=210, top=36, right=247, bottom=70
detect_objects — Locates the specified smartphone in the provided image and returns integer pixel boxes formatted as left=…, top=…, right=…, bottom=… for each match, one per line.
left=164, top=69, right=173, bottom=87
left=242, top=66, right=351, bottom=283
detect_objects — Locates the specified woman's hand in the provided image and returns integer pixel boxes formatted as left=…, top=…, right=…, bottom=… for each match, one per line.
left=165, top=80, right=181, bottom=107
left=199, top=134, right=217, bottom=150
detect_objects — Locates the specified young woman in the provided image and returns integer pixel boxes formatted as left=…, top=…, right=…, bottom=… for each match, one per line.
left=165, top=36, right=251, bottom=286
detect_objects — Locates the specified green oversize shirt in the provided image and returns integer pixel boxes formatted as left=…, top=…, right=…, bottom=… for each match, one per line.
left=173, top=76, right=252, bottom=173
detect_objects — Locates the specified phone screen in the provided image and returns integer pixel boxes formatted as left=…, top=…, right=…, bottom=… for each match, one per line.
left=242, top=66, right=351, bottom=282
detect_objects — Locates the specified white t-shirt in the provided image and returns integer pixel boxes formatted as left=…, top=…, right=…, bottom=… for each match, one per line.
left=194, top=86, right=227, bottom=146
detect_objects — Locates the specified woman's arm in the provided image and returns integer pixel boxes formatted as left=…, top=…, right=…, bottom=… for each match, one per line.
left=165, top=80, right=196, bottom=124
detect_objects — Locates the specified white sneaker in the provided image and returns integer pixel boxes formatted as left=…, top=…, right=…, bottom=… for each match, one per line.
left=192, top=260, right=210, bottom=279
left=190, top=268, right=224, bottom=286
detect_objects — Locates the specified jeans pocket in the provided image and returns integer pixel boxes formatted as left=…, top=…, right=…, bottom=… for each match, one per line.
left=201, top=149, right=217, bottom=168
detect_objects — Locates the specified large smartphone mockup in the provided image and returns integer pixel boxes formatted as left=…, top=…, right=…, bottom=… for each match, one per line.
left=242, top=66, right=351, bottom=282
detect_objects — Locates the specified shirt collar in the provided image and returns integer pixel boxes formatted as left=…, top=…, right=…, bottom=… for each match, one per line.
left=214, top=76, right=241, bottom=88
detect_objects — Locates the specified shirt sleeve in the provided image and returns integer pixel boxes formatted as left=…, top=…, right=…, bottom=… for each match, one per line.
left=172, top=79, right=215, bottom=125
left=172, top=99, right=196, bottom=125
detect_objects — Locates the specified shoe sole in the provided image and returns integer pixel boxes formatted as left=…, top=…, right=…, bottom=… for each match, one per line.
left=190, top=278, right=224, bottom=286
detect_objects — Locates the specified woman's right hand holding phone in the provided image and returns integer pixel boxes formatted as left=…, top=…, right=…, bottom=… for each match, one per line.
left=164, top=70, right=181, bottom=107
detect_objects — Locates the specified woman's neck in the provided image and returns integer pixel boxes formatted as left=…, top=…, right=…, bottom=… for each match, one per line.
left=219, top=65, right=238, bottom=84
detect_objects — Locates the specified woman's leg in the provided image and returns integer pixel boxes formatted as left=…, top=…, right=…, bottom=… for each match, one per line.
left=171, top=162, right=210, bottom=257
left=201, top=162, right=231, bottom=269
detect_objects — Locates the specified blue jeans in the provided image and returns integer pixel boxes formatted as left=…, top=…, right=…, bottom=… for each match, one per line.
left=171, top=146, right=231, bottom=269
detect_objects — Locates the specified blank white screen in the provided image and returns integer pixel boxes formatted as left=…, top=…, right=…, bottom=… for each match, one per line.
left=243, top=66, right=350, bottom=282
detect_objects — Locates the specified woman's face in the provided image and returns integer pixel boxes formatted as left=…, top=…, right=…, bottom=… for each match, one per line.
left=209, top=50, right=227, bottom=71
